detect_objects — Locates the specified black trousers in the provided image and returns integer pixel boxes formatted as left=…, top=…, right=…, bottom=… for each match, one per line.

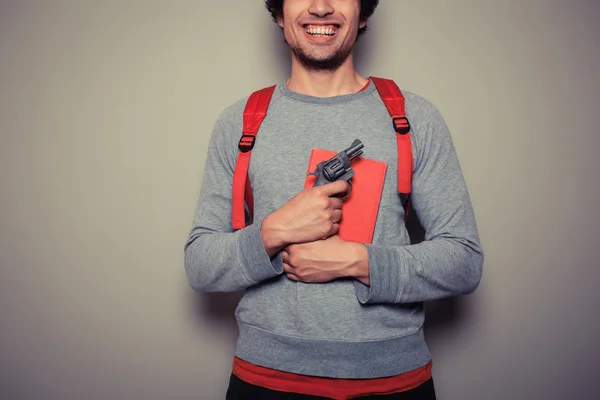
left=225, top=373, right=437, bottom=400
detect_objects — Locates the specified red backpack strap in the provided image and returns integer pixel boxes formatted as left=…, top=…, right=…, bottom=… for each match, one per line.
left=231, top=85, right=276, bottom=230
left=369, top=77, right=414, bottom=217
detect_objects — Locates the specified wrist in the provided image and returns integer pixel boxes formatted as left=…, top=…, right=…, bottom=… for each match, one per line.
left=260, top=215, right=287, bottom=257
left=345, top=242, right=370, bottom=285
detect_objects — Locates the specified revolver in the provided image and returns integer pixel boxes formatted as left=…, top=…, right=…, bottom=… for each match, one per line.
left=307, top=139, right=364, bottom=199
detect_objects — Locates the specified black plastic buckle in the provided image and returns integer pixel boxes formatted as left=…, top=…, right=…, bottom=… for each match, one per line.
left=393, top=117, right=410, bottom=135
left=238, top=135, right=256, bottom=152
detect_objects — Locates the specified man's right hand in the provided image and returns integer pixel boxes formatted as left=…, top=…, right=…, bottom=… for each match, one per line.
left=260, top=180, right=349, bottom=257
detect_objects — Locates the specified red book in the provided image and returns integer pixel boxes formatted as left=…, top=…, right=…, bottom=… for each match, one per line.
left=304, top=148, right=387, bottom=244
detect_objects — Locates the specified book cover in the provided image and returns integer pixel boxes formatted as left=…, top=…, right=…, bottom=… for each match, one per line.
left=304, top=148, right=387, bottom=244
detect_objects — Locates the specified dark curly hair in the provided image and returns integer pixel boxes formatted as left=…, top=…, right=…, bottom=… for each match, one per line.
left=265, top=0, right=379, bottom=37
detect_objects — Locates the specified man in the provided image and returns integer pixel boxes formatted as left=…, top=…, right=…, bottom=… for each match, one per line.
left=184, top=0, right=483, bottom=398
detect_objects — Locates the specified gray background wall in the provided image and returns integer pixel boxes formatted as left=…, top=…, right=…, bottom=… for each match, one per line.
left=1, top=1, right=599, bottom=399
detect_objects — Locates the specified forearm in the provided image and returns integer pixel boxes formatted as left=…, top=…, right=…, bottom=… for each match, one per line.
left=352, top=236, right=483, bottom=304
left=348, top=181, right=484, bottom=304
left=285, top=232, right=481, bottom=302
left=184, top=221, right=283, bottom=293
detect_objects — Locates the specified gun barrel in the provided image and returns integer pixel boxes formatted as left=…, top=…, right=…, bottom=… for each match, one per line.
left=346, top=139, right=364, bottom=160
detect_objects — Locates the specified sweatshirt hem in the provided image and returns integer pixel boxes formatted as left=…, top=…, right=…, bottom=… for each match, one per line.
left=235, top=322, right=432, bottom=379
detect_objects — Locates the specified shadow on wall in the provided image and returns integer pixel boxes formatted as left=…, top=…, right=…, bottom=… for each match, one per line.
left=188, top=23, right=475, bottom=350
left=191, top=290, right=243, bottom=347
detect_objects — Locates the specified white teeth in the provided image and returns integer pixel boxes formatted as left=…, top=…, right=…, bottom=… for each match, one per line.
left=305, top=26, right=336, bottom=36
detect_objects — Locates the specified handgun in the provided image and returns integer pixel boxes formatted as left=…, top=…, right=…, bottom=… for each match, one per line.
left=307, top=139, right=364, bottom=199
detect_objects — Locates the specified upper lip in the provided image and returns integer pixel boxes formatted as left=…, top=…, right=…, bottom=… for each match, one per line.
left=301, top=20, right=341, bottom=27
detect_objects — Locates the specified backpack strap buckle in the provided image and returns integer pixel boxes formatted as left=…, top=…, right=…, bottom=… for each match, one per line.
left=393, top=117, right=410, bottom=135
left=238, top=135, right=256, bottom=153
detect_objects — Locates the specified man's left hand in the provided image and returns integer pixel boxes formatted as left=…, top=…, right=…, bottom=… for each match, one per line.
left=281, top=235, right=369, bottom=284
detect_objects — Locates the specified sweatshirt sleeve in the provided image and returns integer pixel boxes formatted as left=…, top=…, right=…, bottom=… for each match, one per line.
left=354, top=99, right=484, bottom=304
left=184, top=108, right=283, bottom=293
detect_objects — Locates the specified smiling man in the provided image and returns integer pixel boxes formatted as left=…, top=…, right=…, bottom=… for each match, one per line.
left=278, top=0, right=364, bottom=77
left=184, top=1, right=483, bottom=399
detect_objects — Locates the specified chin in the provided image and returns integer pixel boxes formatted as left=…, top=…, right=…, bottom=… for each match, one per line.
left=295, top=48, right=349, bottom=71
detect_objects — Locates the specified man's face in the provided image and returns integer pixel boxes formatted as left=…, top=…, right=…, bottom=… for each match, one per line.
left=277, top=0, right=366, bottom=71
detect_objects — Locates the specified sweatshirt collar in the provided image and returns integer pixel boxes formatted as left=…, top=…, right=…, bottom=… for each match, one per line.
left=277, top=78, right=376, bottom=105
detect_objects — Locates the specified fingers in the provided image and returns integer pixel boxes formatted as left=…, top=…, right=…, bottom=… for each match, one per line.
left=283, top=263, right=299, bottom=281
left=329, top=197, right=343, bottom=211
left=329, top=222, right=340, bottom=237
left=281, top=250, right=290, bottom=264
left=331, top=209, right=342, bottom=224
left=318, top=180, right=350, bottom=197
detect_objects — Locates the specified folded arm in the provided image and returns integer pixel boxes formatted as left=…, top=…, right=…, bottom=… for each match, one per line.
left=184, top=111, right=349, bottom=293
left=184, top=115, right=283, bottom=293
left=353, top=102, right=484, bottom=304
left=282, top=102, right=483, bottom=304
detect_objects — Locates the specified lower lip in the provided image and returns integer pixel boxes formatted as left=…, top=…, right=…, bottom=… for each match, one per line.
left=303, top=29, right=338, bottom=44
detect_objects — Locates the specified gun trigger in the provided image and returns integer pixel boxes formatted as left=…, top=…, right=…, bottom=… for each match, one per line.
left=339, top=181, right=353, bottom=200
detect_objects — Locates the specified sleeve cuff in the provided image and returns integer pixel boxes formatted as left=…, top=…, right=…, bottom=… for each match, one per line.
left=353, top=244, right=402, bottom=304
left=238, top=221, right=284, bottom=283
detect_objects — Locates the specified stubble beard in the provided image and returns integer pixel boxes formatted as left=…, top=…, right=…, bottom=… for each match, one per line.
left=289, top=31, right=356, bottom=72
left=292, top=44, right=352, bottom=72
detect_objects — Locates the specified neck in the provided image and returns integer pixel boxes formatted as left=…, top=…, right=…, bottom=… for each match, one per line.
left=286, top=54, right=368, bottom=97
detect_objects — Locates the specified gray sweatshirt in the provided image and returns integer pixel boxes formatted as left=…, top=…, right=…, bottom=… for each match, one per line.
left=184, top=79, right=483, bottom=379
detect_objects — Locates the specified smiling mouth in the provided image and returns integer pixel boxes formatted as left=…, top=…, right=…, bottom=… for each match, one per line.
left=304, top=25, right=338, bottom=37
